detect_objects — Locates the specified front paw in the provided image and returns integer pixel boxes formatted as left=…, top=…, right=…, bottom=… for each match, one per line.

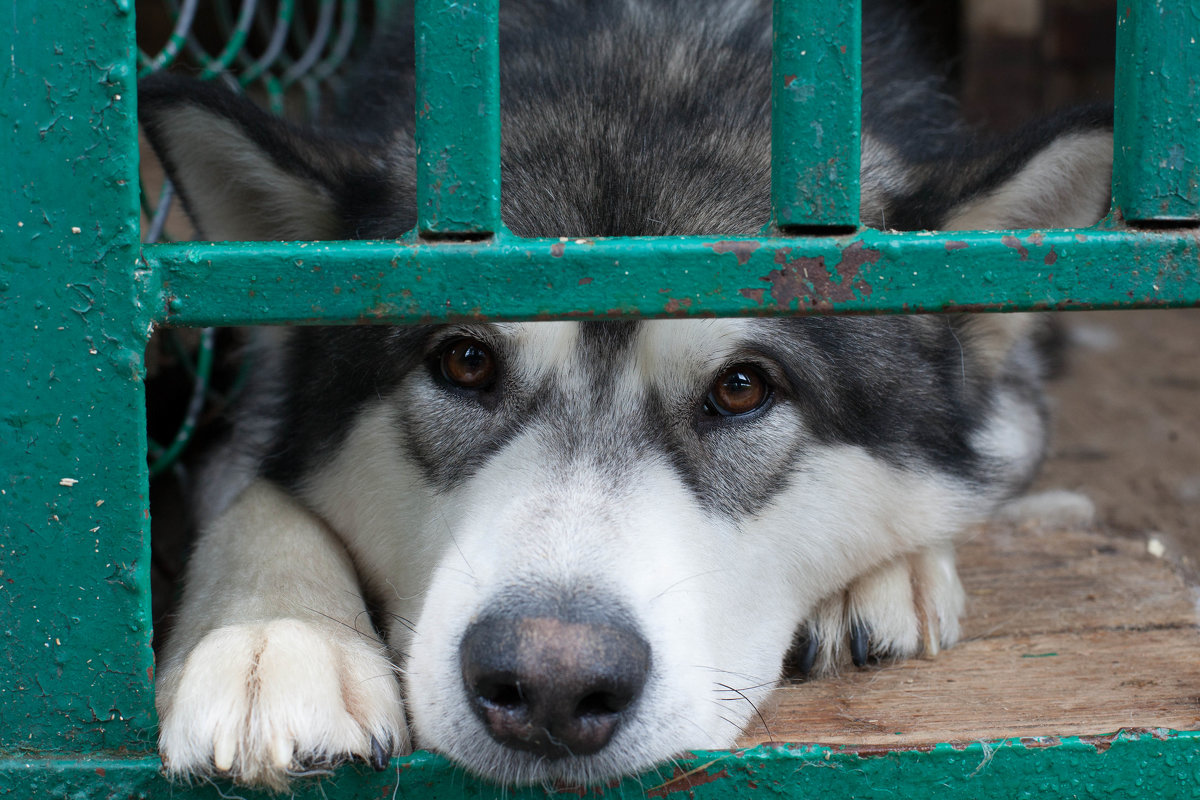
left=157, top=619, right=408, bottom=789
left=789, top=546, right=965, bottom=677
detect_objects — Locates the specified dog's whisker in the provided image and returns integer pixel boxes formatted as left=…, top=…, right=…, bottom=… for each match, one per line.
left=383, top=576, right=425, bottom=604
left=382, top=611, right=418, bottom=635
left=648, top=567, right=730, bottom=603
left=300, top=605, right=387, bottom=645
left=714, top=682, right=773, bottom=740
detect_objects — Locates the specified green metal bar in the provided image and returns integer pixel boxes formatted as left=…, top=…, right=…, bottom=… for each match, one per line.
left=771, top=0, right=862, bottom=230
left=414, top=0, right=503, bottom=237
left=2, top=731, right=1199, bottom=798
left=1113, top=1, right=1200, bottom=223
left=1, top=0, right=154, bottom=754
left=143, top=228, right=1200, bottom=328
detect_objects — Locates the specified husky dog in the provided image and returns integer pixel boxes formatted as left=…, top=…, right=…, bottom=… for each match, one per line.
left=139, top=0, right=1113, bottom=789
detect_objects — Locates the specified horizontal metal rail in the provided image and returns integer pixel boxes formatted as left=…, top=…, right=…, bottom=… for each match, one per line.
left=4, top=730, right=1200, bottom=798
left=142, top=227, right=1200, bottom=328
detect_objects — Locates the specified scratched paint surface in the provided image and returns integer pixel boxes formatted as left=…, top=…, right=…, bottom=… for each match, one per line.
left=144, top=227, right=1200, bottom=328
left=1114, top=1, right=1200, bottom=222
left=2, top=732, right=1200, bottom=798
left=0, top=2, right=155, bottom=754
left=771, top=0, right=861, bottom=228
left=415, top=0, right=503, bottom=235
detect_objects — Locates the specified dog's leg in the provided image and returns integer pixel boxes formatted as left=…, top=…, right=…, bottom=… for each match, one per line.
left=791, top=545, right=965, bottom=676
left=156, top=479, right=407, bottom=789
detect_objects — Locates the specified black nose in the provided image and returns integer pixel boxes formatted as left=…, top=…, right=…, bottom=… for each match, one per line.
left=460, top=605, right=651, bottom=758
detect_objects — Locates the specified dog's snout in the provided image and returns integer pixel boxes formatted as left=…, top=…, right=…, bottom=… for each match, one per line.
left=461, top=610, right=650, bottom=758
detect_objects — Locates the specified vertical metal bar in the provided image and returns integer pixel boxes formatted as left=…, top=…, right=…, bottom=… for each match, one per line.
left=1114, top=1, right=1200, bottom=224
left=771, top=0, right=862, bottom=231
left=414, top=0, right=503, bottom=237
left=1, top=1, right=154, bottom=752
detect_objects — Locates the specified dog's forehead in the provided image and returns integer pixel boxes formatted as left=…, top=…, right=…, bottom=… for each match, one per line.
left=497, top=318, right=756, bottom=388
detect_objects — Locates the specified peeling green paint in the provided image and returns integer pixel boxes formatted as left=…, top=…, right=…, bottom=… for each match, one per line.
left=771, top=0, right=861, bottom=229
left=1114, top=1, right=1200, bottom=222
left=415, top=0, right=503, bottom=236
left=143, top=227, right=1200, bottom=328
left=1, top=1, right=154, bottom=756
left=3, top=731, right=1200, bottom=798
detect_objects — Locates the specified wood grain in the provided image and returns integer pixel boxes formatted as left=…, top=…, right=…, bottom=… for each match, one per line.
left=736, top=521, right=1200, bottom=749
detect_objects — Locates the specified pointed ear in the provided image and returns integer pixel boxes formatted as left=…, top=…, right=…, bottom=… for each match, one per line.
left=943, top=109, right=1113, bottom=231
left=138, top=75, right=396, bottom=241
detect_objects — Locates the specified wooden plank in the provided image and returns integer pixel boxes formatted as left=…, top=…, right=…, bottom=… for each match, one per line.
left=739, top=524, right=1200, bottom=748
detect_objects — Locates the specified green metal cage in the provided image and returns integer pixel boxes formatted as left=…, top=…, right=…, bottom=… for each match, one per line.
left=2, top=0, right=1198, bottom=797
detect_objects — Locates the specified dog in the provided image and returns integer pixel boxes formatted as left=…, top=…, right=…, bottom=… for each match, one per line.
left=139, top=0, right=1113, bottom=789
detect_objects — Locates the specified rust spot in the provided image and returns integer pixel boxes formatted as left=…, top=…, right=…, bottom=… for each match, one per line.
left=146, top=666, right=153, bottom=683
left=550, top=781, right=587, bottom=797
left=364, top=301, right=396, bottom=318
left=762, top=240, right=879, bottom=310
left=784, top=74, right=797, bottom=87
left=95, top=768, right=106, bottom=777
left=838, top=742, right=936, bottom=757
left=333, top=286, right=342, bottom=295
left=1081, top=733, right=1117, bottom=753
left=647, top=764, right=730, bottom=798
left=1002, top=235, right=1029, bottom=260
left=578, top=276, right=593, bottom=286
left=705, top=239, right=761, bottom=266
left=1044, top=248, right=1058, bottom=266
left=1019, top=736, right=1062, bottom=749
left=1028, top=232, right=1045, bottom=246
left=944, top=240, right=968, bottom=251
left=665, top=297, right=693, bottom=314
left=550, top=242, right=565, bottom=257
left=739, top=288, right=765, bottom=305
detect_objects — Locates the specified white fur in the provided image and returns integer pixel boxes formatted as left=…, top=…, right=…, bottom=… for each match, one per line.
left=156, top=481, right=408, bottom=789
left=212, top=320, right=996, bottom=785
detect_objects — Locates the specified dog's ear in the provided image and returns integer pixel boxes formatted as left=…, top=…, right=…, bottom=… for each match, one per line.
left=139, top=75, right=398, bottom=241
left=934, top=108, right=1112, bottom=376
left=941, top=107, right=1113, bottom=232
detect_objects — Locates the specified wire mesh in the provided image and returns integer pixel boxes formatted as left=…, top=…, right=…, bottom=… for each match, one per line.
left=137, top=0, right=379, bottom=478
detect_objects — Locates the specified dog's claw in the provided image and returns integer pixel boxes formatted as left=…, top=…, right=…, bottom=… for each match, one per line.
left=793, top=628, right=820, bottom=679
left=370, top=735, right=389, bottom=771
left=849, top=620, right=870, bottom=667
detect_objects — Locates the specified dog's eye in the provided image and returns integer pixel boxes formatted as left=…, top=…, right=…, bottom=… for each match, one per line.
left=439, top=338, right=497, bottom=390
left=703, top=365, right=770, bottom=417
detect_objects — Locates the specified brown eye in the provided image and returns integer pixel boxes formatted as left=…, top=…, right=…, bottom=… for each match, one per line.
left=704, top=365, right=770, bottom=417
left=440, top=338, right=497, bottom=390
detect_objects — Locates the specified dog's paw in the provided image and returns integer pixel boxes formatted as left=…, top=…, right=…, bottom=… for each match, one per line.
left=158, top=619, right=407, bottom=790
left=789, top=547, right=965, bottom=677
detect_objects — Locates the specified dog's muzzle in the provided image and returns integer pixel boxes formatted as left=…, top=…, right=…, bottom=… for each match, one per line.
left=460, top=593, right=651, bottom=758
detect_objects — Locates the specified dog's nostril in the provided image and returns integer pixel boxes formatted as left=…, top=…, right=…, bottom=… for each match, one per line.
left=476, top=679, right=524, bottom=710
left=575, top=689, right=631, bottom=718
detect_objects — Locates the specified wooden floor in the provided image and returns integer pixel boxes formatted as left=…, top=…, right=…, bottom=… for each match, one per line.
left=738, top=310, right=1200, bottom=749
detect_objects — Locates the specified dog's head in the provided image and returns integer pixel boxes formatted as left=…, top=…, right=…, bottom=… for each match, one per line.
left=140, top=6, right=1112, bottom=784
